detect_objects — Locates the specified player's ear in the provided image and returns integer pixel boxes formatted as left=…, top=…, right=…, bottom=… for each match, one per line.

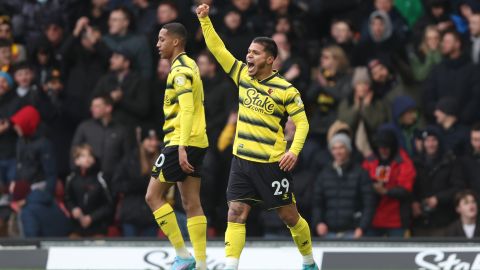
left=266, top=55, right=274, bottom=65
left=172, top=38, right=179, bottom=46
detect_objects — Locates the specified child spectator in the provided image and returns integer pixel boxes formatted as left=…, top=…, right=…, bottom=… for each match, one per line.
left=445, top=190, right=480, bottom=238
left=65, top=144, right=113, bottom=237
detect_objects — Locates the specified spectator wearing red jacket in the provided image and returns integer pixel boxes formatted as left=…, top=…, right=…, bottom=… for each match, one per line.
left=363, top=128, right=416, bottom=237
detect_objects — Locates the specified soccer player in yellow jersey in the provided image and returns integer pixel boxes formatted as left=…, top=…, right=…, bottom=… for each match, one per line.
left=197, top=4, right=318, bottom=270
left=145, top=23, right=209, bottom=270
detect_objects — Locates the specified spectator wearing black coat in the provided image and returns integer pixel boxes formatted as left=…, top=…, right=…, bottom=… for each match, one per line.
left=102, top=7, right=152, bottom=79
left=434, top=97, right=470, bottom=156
left=12, top=106, right=56, bottom=195
left=132, top=0, right=157, bottom=36
left=71, top=95, right=130, bottom=184
left=322, top=19, right=358, bottom=66
left=197, top=51, right=235, bottom=148
left=0, top=72, right=22, bottom=187
left=272, top=32, right=310, bottom=96
left=454, top=123, right=480, bottom=197
left=113, top=128, right=159, bottom=237
left=313, top=133, right=374, bottom=239
left=65, top=144, right=113, bottom=237
left=413, top=0, right=453, bottom=44
left=219, top=8, right=256, bottom=61
left=196, top=51, right=235, bottom=230
left=411, top=126, right=464, bottom=236
left=12, top=62, right=58, bottom=122
left=423, top=30, right=480, bottom=125
left=92, top=49, right=150, bottom=128
left=445, top=190, right=480, bottom=238
left=63, top=17, right=112, bottom=124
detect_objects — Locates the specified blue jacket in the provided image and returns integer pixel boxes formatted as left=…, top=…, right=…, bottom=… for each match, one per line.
left=21, top=190, right=71, bottom=237
left=381, top=96, right=418, bottom=156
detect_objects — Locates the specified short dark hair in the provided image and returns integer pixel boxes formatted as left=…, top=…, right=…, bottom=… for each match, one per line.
left=162, top=22, right=188, bottom=45
left=0, top=38, right=11, bottom=48
left=159, top=0, right=178, bottom=12
left=252, top=37, right=278, bottom=59
left=454, top=190, right=478, bottom=207
left=197, top=50, right=216, bottom=65
left=472, top=122, right=480, bottom=132
left=92, top=94, right=114, bottom=106
left=443, top=30, right=463, bottom=47
left=112, top=6, right=132, bottom=23
left=12, top=61, right=33, bottom=73
left=331, top=18, right=355, bottom=32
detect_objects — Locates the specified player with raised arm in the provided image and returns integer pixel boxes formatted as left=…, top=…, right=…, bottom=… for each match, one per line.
left=196, top=4, right=318, bottom=270
left=145, top=23, right=208, bottom=270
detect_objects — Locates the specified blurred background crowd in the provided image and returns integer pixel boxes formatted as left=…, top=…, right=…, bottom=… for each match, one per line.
left=0, top=0, right=480, bottom=240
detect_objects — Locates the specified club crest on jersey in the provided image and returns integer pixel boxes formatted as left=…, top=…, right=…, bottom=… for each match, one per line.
left=243, top=88, right=275, bottom=114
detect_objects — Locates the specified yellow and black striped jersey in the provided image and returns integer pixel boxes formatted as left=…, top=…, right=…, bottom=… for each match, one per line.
left=162, top=52, right=208, bottom=148
left=199, top=17, right=309, bottom=163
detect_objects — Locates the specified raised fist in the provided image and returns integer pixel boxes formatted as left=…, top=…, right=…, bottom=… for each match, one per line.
left=196, top=4, right=210, bottom=18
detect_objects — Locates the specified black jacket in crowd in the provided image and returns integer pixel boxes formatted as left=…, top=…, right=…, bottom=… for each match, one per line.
left=437, top=122, right=470, bottom=157
left=412, top=153, right=464, bottom=229
left=454, top=151, right=480, bottom=198
left=65, top=166, right=113, bottom=236
left=312, top=161, right=375, bottom=232
left=62, top=35, right=111, bottom=124
left=0, top=90, right=23, bottom=159
left=423, top=54, right=480, bottom=124
left=112, top=148, right=156, bottom=227
left=16, top=132, right=57, bottom=195
left=444, top=220, right=480, bottom=238
left=71, top=119, right=130, bottom=182
left=203, top=73, right=235, bottom=147
left=92, top=71, right=150, bottom=127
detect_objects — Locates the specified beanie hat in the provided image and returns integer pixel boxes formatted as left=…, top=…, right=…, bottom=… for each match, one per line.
left=329, top=133, right=352, bottom=152
left=352, top=67, right=371, bottom=87
left=421, top=125, right=442, bottom=140
left=10, top=106, right=41, bottom=137
left=141, top=128, right=158, bottom=141
left=0, top=71, right=13, bottom=89
left=436, top=97, right=458, bottom=117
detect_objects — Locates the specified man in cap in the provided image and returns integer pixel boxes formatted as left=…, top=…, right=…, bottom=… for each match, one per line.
left=434, top=97, right=470, bottom=156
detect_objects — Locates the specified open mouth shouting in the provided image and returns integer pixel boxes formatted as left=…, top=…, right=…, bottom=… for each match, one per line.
left=246, top=59, right=256, bottom=76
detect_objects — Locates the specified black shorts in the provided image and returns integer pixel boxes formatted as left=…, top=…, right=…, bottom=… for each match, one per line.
left=151, top=146, right=207, bottom=183
left=226, top=156, right=295, bottom=210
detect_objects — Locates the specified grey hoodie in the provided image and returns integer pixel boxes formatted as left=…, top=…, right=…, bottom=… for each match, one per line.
left=369, top=10, right=393, bottom=43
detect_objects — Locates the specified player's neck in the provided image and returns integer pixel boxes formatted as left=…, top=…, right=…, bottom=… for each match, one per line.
left=254, top=68, right=275, bottom=81
left=170, top=50, right=186, bottom=64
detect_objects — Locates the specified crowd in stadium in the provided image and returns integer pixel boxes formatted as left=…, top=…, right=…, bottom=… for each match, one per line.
left=0, top=0, right=479, bottom=239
